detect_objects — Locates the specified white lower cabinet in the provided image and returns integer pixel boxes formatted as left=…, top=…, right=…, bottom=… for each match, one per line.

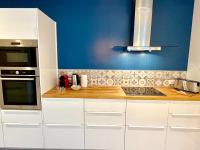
left=166, top=102, right=200, bottom=150
left=44, top=124, right=84, bottom=149
left=2, top=110, right=43, bottom=148
left=0, top=124, right=4, bottom=147
left=166, top=126, right=200, bottom=150
left=125, top=101, right=168, bottom=150
left=1, top=99, right=200, bottom=150
left=85, top=125, right=125, bottom=150
left=125, top=126, right=166, bottom=150
left=3, top=123, right=43, bottom=148
left=85, top=99, right=126, bottom=150
left=42, top=98, right=84, bottom=149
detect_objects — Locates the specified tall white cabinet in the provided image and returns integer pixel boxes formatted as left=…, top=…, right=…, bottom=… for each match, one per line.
left=187, top=0, right=200, bottom=82
left=0, top=8, right=58, bottom=149
left=0, top=8, right=58, bottom=94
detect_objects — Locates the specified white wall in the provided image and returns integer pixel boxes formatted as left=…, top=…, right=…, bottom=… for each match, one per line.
left=187, top=0, right=200, bottom=82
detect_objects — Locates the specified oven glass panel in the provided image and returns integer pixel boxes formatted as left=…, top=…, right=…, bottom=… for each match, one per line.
left=2, top=79, right=37, bottom=105
left=0, top=47, right=37, bottom=67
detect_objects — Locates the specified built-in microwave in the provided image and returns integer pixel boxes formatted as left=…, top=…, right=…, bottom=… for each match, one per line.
left=0, top=40, right=38, bottom=68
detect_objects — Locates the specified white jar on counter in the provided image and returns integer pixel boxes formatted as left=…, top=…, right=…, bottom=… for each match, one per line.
left=81, top=75, right=88, bottom=87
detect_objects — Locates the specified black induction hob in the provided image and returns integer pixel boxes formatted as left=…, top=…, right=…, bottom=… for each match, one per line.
left=122, top=87, right=166, bottom=96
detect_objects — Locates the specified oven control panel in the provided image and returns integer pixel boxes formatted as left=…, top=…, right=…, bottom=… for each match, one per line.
left=1, top=70, right=36, bottom=76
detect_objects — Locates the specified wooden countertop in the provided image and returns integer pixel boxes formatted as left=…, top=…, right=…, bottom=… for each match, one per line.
left=42, top=87, right=200, bottom=101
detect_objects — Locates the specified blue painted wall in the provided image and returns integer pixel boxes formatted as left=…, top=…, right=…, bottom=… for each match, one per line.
left=0, top=0, right=194, bottom=70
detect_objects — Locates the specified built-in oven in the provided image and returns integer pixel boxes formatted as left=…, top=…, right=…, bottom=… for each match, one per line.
left=0, top=69, right=41, bottom=110
left=0, top=39, right=38, bottom=68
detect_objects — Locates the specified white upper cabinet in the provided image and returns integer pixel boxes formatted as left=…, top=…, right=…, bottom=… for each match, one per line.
left=0, top=8, right=38, bottom=39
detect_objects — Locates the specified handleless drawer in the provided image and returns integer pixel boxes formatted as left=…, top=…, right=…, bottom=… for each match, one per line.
left=168, top=102, right=200, bottom=127
left=2, top=110, right=42, bottom=123
left=85, top=99, right=126, bottom=112
left=126, top=101, right=169, bottom=126
left=42, top=98, right=84, bottom=124
left=169, top=101, right=200, bottom=115
left=85, top=99, right=126, bottom=125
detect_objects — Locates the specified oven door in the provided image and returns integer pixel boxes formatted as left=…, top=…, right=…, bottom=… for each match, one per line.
left=0, top=47, right=37, bottom=67
left=0, top=76, right=41, bottom=110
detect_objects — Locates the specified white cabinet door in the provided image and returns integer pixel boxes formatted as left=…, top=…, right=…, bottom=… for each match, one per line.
left=125, top=126, right=166, bottom=150
left=126, top=101, right=169, bottom=126
left=42, top=98, right=84, bottom=124
left=85, top=125, right=125, bottom=150
left=0, top=124, right=4, bottom=147
left=125, top=101, right=168, bottom=150
left=0, top=8, right=38, bottom=39
left=44, top=124, right=84, bottom=149
left=42, top=98, right=84, bottom=149
left=166, top=126, right=200, bottom=150
left=166, top=102, right=200, bottom=150
left=3, top=123, right=43, bottom=148
left=2, top=110, right=42, bottom=123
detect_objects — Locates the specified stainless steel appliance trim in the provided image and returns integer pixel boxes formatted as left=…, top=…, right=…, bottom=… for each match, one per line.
left=0, top=67, right=39, bottom=76
left=0, top=78, right=35, bottom=81
left=0, top=39, right=38, bottom=47
left=0, top=76, right=41, bottom=110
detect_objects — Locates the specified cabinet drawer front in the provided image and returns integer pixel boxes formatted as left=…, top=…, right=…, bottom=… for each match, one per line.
left=126, top=101, right=168, bottom=125
left=125, top=126, right=167, bottom=150
left=2, top=110, right=42, bottom=123
left=168, top=115, right=200, bottom=127
left=169, top=102, right=200, bottom=114
left=0, top=124, right=4, bottom=148
left=85, top=125, right=125, bottom=150
left=85, top=113, right=125, bottom=125
left=44, top=124, right=84, bottom=149
left=166, top=127, right=200, bottom=150
left=3, top=123, right=43, bottom=148
left=85, top=99, right=126, bottom=112
left=42, top=98, right=84, bottom=124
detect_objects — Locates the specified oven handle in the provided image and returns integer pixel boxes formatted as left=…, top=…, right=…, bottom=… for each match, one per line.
left=0, top=77, right=35, bottom=81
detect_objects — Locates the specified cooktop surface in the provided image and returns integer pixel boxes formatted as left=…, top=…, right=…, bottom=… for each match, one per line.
left=122, top=87, right=166, bottom=96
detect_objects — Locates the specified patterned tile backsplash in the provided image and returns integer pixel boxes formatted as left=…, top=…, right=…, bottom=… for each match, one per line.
left=59, top=69, right=186, bottom=87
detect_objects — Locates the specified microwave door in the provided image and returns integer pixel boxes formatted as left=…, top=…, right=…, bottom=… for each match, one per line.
left=0, top=47, right=37, bottom=68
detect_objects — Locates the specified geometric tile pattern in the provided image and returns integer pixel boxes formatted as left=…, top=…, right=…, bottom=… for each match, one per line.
left=59, top=69, right=187, bottom=87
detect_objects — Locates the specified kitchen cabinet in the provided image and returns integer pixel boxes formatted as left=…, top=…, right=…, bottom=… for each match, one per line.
left=85, top=99, right=126, bottom=150
left=85, top=125, right=125, bottom=150
left=3, top=123, right=43, bottom=148
left=125, top=101, right=168, bottom=150
left=2, top=110, right=43, bottom=148
left=187, top=0, right=200, bottom=82
left=42, top=98, right=84, bottom=149
left=0, top=8, right=38, bottom=39
left=0, top=110, right=4, bottom=147
left=166, top=101, right=200, bottom=150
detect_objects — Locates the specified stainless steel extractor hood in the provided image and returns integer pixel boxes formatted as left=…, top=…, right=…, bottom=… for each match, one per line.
left=127, top=0, right=161, bottom=52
